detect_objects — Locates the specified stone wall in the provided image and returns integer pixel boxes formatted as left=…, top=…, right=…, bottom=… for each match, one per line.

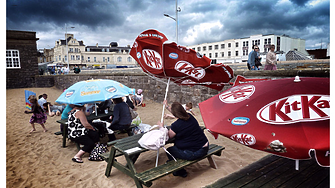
left=35, top=72, right=227, bottom=106
left=6, top=30, right=39, bottom=88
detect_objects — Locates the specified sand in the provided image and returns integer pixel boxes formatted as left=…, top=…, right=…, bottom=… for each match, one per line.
left=6, top=87, right=268, bottom=188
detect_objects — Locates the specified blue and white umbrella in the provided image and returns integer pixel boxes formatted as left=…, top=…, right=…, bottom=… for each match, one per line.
left=56, top=79, right=135, bottom=105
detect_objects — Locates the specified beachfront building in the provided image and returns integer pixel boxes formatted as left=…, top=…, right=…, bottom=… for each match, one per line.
left=186, top=34, right=307, bottom=64
left=53, top=34, right=85, bottom=69
left=53, top=34, right=136, bottom=69
left=81, top=43, right=136, bottom=69
left=6, top=30, right=39, bottom=88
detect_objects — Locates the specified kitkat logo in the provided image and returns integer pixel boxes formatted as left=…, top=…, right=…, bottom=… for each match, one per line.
left=219, top=85, right=255, bottom=103
left=230, top=133, right=256, bottom=145
left=142, top=49, right=162, bottom=69
left=257, top=95, right=330, bottom=124
left=175, top=61, right=205, bottom=80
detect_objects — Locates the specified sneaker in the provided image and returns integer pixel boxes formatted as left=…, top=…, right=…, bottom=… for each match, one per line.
left=173, top=169, right=188, bottom=178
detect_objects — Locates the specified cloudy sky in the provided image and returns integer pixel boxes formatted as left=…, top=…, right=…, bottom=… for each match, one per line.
left=6, top=0, right=330, bottom=50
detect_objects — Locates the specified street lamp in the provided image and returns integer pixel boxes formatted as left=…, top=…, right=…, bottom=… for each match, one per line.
left=65, top=23, right=75, bottom=68
left=164, top=0, right=181, bottom=43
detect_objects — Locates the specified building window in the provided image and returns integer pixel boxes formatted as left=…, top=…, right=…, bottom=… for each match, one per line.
left=117, top=57, right=122, bottom=62
left=209, top=45, right=212, bottom=50
left=221, top=52, right=224, bottom=57
left=215, top=53, right=218, bottom=58
left=209, top=53, right=212, bottom=58
left=87, top=57, right=90, bottom=62
left=102, top=48, right=105, bottom=52
left=228, top=43, right=231, bottom=48
left=69, top=48, right=73, bottom=52
left=127, top=57, right=132, bottom=62
left=268, top=38, right=271, bottom=44
left=71, top=55, right=75, bottom=60
left=76, top=55, right=80, bottom=60
left=235, top=42, right=239, bottom=47
left=107, top=57, right=110, bottom=62
left=197, top=47, right=201, bottom=51
left=214, top=45, right=218, bottom=50
left=235, top=51, right=239, bottom=56
left=75, top=48, right=79, bottom=53
left=264, top=39, right=268, bottom=44
left=228, top=51, right=231, bottom=57
left=203, top=46, right=206, bottom=51
left=103, top=57, right=106, bottom=62
left=64, top=55, right=67, bottom=62
left=87, top=48, right=90, bottom=52
left=221, top=44, right=225, bottom=49
left=243, top=50, right=248, bottom=56
left=94, top=57, right=96, bottom=62
left=6, top=50, right=21, bottom=68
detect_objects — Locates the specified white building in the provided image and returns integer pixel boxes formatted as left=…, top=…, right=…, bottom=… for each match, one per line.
left=187, top=34, right=307, bottom=64
left=53, top=34, right=136, bottom=69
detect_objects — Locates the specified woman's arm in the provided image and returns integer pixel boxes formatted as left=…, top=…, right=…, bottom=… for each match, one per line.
left=157, top=121, right=176, bottom=139
left=75, top=110, right=95, bottom=130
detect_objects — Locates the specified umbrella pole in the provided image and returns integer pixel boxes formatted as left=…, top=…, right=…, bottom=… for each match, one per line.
left=155, top=78, right=171, bottom=167
left=295, top=160, right=299, bottom=170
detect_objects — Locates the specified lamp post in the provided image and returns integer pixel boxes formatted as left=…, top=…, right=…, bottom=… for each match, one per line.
left=164, top=0, right=181, bottom=43
left=65, top=24, right=75, bottom=68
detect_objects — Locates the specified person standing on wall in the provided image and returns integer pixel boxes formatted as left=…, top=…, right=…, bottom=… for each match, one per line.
left=247, top=45, right=260, bottom=70
left=264, top=44, right=277, bottom=70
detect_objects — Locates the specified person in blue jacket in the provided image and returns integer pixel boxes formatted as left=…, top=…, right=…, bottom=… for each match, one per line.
left=247, top=45, right=260, bottom=70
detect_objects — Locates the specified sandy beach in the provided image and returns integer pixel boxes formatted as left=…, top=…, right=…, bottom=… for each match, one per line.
left=6, top=87, right=268, bottom=188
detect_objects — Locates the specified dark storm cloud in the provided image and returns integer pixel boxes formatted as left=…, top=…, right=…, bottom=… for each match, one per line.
left=6, top=0, right=330, bottom=49
left=6, top=0, right=125, bottom=30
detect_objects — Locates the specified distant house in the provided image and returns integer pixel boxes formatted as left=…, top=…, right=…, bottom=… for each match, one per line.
left=306, top=49, right=329, bottom=59
left=6, top=30, right=39, bottom=88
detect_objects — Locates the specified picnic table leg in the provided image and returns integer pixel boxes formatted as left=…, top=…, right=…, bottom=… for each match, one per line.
left=105, top=147, right=116, bottom=177
left=124, top=154, right=143, bottom=188
left=62, top=124, right=68, bottom=148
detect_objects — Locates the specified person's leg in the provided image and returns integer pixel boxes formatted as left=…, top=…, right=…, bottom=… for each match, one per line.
left=40, top=123, right=47, bottom=132
left=29, top=123, right=36, bottom=133
left=72, top=150, right=86, bottom=163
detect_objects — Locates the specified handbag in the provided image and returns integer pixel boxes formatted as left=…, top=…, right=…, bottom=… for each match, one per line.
left=88, top=143, right=108, bottom=161
left=129, top=107, right=138, bottom=119
left=255, top=57, right=262, bottom=66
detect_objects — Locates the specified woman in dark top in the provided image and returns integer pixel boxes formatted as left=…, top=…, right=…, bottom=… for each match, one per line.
left=108, top=97, right=132, bottom=141
left=159, top=100, right=209, bottom=177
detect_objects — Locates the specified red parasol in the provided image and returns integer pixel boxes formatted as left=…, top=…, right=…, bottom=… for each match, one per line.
left=129, top=29, right=234, bottom=91
left=199, top=77, right=329, bottom=167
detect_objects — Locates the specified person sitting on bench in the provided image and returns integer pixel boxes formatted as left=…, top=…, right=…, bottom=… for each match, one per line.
left=158, top=100, right=209, bottom=178
left=108, top=97, right=132, bottom=142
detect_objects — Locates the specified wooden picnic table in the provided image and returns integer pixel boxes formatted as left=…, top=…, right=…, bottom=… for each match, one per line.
left=99, top=126, right=225, bottom=188
left=56, top=111, right=113, bottom=148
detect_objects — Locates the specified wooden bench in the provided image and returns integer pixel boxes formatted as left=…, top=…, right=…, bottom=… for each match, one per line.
left=135, top=144, right=224, bottom=188
left=99, top=126, right=225, bottom=188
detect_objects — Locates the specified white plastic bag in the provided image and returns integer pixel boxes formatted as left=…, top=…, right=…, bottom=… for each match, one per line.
left=138, top=125, right=169, bottom=150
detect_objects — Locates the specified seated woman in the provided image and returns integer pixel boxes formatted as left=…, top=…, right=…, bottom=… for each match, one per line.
left=158, top=100, right=209, bottom=178
left=68, top=105, right=100, bottom=163
left=43, top=102, right=65, bottom=117
left=107, top=97, right=132, bottom=141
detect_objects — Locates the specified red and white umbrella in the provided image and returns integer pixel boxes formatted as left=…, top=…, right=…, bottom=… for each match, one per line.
left=199, top=77, right=330, bottom=167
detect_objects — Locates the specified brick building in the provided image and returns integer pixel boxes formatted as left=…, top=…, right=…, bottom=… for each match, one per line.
left=6, top=30, right=39, bottom=88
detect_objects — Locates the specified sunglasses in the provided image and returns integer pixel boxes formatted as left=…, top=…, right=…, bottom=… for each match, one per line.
left=255, top=48, right=259, bottom=49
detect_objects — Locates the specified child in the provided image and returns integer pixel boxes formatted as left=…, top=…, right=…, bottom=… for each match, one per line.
left=133, top=89, right=144, bottom=106
left=164, top=101, right=196, bottom=119
left=24, top=95, right=48, bottom=133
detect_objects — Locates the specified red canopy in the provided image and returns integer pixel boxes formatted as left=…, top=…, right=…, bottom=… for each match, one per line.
left=199, top=77, right=330, bottom=167
left=130, top=29, right=233, bottom=91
